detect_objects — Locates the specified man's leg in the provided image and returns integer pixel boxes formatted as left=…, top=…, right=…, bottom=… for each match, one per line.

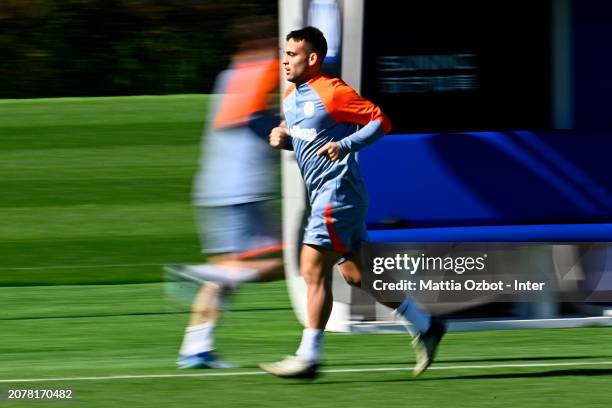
left=188, top=281, right=225, bottom=327
left=337, top=252, right=446, bottom=376
left=177, top=253, right=283, bottom=369
left=337, top=253, right=428, bottom=322
left=184, top=254, right=283, bottom=325
left=260, top=244, right=340, bottom=378
left=177, top=281, right=228, bottom=368
left=301, top=244, right=339, bottom=329
left=215, top=255, right=285, bottom=284
left=176, top=201, right=284, bottom=368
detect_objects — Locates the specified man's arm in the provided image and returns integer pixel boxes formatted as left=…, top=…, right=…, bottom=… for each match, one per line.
left=269, top=121, right=294, bottom=151
left=317, top=82, right=391, bottom=160
left=337, top=120, right=385, bottom=153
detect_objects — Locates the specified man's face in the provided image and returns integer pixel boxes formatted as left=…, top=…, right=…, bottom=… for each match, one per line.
left=283, top=38, right=317, bottom=84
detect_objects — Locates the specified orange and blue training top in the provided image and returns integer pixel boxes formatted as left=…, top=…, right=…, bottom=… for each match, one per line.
left=193, top=49, right=280, bottom=206
left=283, top=73, right=392, bottom=211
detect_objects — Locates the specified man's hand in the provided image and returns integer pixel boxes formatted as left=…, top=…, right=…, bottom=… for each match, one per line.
left=269, top=121, right=291, bottom=149
left=316, top=141, right=343, bottom=161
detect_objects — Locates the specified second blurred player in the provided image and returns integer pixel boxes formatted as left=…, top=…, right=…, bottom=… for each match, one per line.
left=166, top=17, right=284, bottom=369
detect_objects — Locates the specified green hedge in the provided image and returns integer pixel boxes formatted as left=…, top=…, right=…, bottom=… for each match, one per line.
left=0, top=0, right=276, bottom=98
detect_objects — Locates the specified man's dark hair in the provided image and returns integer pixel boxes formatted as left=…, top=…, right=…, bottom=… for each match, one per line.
left=286, top=26, right=327, bottom=62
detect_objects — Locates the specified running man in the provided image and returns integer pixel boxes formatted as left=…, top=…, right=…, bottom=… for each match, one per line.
left=167, top=18, right=284, bottom=369
left=260, top=26, right=446, bottom=378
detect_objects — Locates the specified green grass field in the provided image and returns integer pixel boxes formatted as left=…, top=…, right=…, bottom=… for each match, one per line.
left=1, top=96, right=612, bottom=407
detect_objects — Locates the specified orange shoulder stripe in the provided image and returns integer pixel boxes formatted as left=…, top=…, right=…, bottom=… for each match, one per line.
left=283, top=84, right=296, bottom=99
left=213, top=57, right=280, bottom=130
left=308, top=74, right=391, bottom=133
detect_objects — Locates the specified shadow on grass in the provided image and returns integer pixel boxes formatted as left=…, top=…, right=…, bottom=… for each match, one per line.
left=327, top=354, right=610, bottom=367
left=418, top=368, right=612, bottom=381
left=284, top=367, right=612, bottom=386
left=437, top=355, right=612, bottom=364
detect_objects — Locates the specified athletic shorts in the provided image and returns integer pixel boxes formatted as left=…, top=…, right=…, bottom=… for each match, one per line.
left=302, top=204, right=368, bottom=256
left=194, top=201, right=281, bottom=255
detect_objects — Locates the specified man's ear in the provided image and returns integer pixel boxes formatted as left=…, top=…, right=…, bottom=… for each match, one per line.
left=308, top=52, right=319, bottom=67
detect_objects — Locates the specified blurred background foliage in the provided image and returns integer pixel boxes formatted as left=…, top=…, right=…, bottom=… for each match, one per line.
left=0, top=0, right=277, bottom=98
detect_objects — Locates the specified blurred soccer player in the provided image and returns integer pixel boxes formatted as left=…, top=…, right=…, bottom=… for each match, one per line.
left=260, top=27, right=446, bottom=378
left=166, top=18, right=284, bottom=369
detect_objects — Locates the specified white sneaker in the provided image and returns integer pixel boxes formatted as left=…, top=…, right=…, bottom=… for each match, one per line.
left=260, top=356, right=319, bottom=379
left=412, top=319, right=447, bottom=377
